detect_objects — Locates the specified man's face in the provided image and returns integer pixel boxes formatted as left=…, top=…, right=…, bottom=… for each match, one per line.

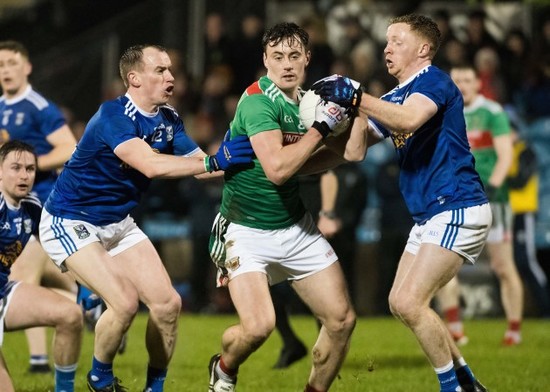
left=384, top=23, right=423, bottom=81
left=133, top=47, right=175, bottom=107
left=450, top=68, right=480, bottom=106
left=0, top=150, right=36, bottom=205
left=263, top=36, right=310, bottom=94
left=0, top=49, right=31, bottom=98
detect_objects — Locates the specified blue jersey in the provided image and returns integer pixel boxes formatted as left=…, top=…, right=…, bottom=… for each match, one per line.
left=0, top=85, right=67, bottom=203
left=0, top=192, right=41, bottom=299
left=370, top=66, right=487, bottom=224
left=44, top=94, right=200, bottom=226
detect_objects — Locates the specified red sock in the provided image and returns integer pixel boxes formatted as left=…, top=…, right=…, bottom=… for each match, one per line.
left=444, top=306, right=460, bottom=323
left=508, top=320, right=521, bottom=332
left=219, top=356, right=238, bottom=377
left=304, top=384, right=324, bottom=392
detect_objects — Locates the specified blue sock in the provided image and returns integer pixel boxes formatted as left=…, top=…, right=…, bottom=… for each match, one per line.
left=145, top=365, right=167, bottom=392
left=89, top=356, right=114, bottom=388
left=435, top=361, right=461, bottom=392
left=55, top=363, right=77, bottom=392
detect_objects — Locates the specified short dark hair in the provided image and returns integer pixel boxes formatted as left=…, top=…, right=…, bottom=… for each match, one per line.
left=0, top=140, right=36, bottom=163
left=119, top=44, right=167, bottom=88
left=261, top=22, right=309, bottom=53
left=0, top=40, right=30, bottom=60
left=390, top=14, right=442, bottom=58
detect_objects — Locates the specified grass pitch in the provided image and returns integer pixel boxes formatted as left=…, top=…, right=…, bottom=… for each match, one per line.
left=4, top=313, right=549, bottom=391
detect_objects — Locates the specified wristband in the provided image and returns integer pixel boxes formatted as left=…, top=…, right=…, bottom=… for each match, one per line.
left=319, top=210, right=337, bottom=219
left=204, top=156, right=212, bottom=173
left=311, top=120, right=330, bottom=138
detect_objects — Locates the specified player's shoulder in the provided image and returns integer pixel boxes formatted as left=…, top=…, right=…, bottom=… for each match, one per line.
left=242, top=76, right=282, bottom=103
left=477, top=95, right=504, bottom=114
left=21, top=193, right=42, bottom=212
left=98, top=96, right=135, bottom=120
left=26, top=88, right=54, bottom=111
left=159, top=103, right=180, bottom=121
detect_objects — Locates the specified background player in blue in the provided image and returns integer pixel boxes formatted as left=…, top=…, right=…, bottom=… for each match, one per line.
left=313, top=14, right=491, bottom=392
left=0, top=40, right=81, bottom=374
left=39, top=44, right=254, bottom=392
left=0, top=140, right=83, bottom=392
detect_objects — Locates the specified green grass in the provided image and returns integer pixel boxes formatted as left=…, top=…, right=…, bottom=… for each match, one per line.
left=3, top=314, right=549, bottom=391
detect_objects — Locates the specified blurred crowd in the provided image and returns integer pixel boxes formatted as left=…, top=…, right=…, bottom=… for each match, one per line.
left=58, top=7, right=550, bottom=315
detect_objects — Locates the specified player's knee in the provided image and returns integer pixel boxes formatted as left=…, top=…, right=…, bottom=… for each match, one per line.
left=149, top=290, right=182, bottom=324
left=59, top=303, right=84, bottom=332
left=389, top=293, right=417, bottom=322
left=323, top=307, right=356, bottom=338
left=242, top=317, right=275, bottom=348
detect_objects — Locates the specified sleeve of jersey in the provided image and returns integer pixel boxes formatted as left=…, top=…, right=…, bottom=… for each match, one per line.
left=412, top=71, right=449, bottom=110
left=37, top=101, right=67, bottom=136
left=489, top=108, right=512, bottom=137
left=236, top=94, right=280, bottom=137
left=99, top=104, right=141, bottom=151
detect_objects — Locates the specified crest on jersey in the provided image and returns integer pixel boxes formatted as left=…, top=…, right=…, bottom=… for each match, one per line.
left=225, top=256, right=240, bottom=271
left=23, top=219, right=32, bottom=234
left=73, top=224, right=91, bottom=239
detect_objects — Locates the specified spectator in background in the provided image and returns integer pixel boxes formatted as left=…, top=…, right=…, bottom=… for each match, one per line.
left=204, top=13, right=233, bottom=74
left=502, top=29, right=531, bottom=104
left=302, top=16, right=335, bottom=89
left=435, top=37, right=468, bottom=73
left=474, top=46, right=507, bottom=104
left=230, top=14, right=265, bottom=95
left=463, top=9, right=499, bottom=64
left=508, top=130, right=550, bottom=318
left=432, top=9, right=458, bottom=68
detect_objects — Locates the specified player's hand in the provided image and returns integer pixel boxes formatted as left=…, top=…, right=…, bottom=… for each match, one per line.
left=206, top=131, right=254, bottom=172
left=311, top=74, right=363, bottom=109
left=311, top=100, right=347, bottom=138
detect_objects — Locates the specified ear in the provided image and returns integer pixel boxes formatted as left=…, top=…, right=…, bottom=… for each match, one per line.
left=263, top=52, right=268, bottom=69
left=305, top=50, right=311, bottom=67
left=419, top=43, right=431, bottom=58
left=127, top=70, right=140, bottom=88
left=24, top=61, right=32, bottom=78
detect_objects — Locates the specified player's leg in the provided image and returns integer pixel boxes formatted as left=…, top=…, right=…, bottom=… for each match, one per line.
left=4, top=282, right=83, bottom=392
left=8, top=239, right=51, bottom=373
left=292, top=261, right=355, bottom=391
left=435, top=276, right=468, bottom=345
left=112, top=238, right=181, bottom=392
left=64, top=243, right=139, bottom=390
left=486, top=241, right=524, bottom=344
left=208, top=272, right=274, bottom=391
left=389, top=246, right=464, bottom=391
left=271, top=281, right=307, bottom=369
left=0, top=350, right=14, bottom=392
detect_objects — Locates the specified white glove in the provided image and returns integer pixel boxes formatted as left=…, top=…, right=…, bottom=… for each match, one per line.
left=311, top=100, right=347, bottom=138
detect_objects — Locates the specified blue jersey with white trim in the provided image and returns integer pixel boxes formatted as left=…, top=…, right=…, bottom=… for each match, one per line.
left=0, top=192, right=41, bottom=298
left=44, top=94, right=200, bottom=226
left=369, top=66, right=487, bottom=224
left=0, top=86, right=67, bottom=203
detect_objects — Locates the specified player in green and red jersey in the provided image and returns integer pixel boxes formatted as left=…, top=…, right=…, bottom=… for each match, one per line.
left=436, top=64, right=524, bottom=347
left=208, top=22, right=369, bottom=392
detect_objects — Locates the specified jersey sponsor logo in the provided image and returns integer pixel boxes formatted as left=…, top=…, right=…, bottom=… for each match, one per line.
left=73, top=224, right=91, bottom=239
left=428, top=230, right=439, bottom=237
left=282, top=132, right=303, bottom=146
left=390, top=130, right=413, bottom=149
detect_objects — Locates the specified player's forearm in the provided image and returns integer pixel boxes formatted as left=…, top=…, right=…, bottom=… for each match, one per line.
left=37, top=144, right=74, bottom=171
left=264, top=129, right=323, bottom=185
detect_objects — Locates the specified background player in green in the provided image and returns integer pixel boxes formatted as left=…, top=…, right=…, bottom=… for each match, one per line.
left=436, top=64, right=524, bottom=346
left=208, top=22, right=369, bottom=392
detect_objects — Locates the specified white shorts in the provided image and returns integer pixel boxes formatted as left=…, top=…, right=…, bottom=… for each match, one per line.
left=487, top=202, right=512, bottom=243
left=0, top=281, right=20, bottom=346
left=215, top=213, right=338, bottom=286
left=39, top=210, right=148, bottom=271
left=404, top=203, right=492, bottom=264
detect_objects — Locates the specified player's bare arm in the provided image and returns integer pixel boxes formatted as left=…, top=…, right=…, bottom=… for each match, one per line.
left=114, top=137, right=209, bottom=178
left=40, top=124, right=77, bottom=171
left=250, top=128, right=322, bottom=185
left=489, top=133, right=513, bottom=187
left=360, top=92, right=437, bottom=134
